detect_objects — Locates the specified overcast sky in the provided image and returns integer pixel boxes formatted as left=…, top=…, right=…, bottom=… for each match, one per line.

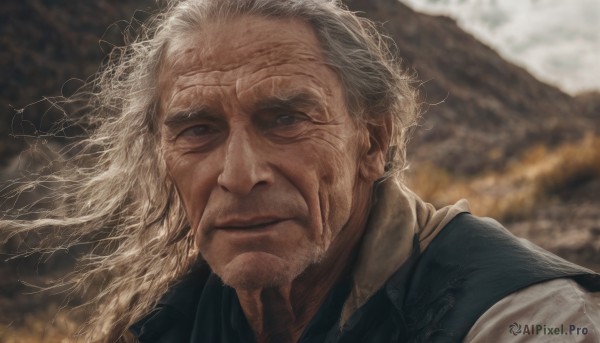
left=401, top=0, right=600, bottom=95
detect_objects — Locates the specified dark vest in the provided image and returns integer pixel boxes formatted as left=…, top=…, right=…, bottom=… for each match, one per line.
left=130, top=213, right=600, bottom=342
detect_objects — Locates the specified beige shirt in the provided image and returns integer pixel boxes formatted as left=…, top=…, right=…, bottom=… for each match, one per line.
left=466, top=279, right=600, bottom=342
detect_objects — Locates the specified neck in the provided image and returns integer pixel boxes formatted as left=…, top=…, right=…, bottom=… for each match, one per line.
left=236, top=286, right=297, bottom=343
left=236, top=185, right=373, bottom=343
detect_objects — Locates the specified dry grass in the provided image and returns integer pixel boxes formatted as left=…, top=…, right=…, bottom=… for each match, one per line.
left=408, top=133, right=600, bottom=221
left=0, top=305, right=79, bottom=343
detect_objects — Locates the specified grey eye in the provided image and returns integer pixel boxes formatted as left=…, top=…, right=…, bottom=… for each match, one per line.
left=180, top=125, right=214, bottom=137
left=275, top=113, right=304, bottom=127
left=277, top=114, right=296, bottom=125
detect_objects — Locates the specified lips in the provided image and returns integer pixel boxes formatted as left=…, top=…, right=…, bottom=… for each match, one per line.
left=214, top=216, right=286, bottom=230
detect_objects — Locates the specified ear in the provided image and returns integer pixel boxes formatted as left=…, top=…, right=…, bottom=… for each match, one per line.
left=358, top=114, right=392, bottom=182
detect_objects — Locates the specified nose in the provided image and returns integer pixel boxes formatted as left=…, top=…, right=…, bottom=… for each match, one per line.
left=217, top=128, right=274, bottom=195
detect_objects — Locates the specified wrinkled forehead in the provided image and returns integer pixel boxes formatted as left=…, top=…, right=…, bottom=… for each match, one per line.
left=159, top=14, right=330, bottom=83
left=155, top=14, right=352, bottom=122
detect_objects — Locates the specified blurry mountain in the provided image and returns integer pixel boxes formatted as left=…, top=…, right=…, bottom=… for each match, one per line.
left=0, top=0, right=597, bottom=174
left=575, top=91, right=600, bottom=123
left=0, top=0, right=153, bottom=165
left=402, top=0, right=600, bottom=95
left=347, top=0, right=597, bottom=175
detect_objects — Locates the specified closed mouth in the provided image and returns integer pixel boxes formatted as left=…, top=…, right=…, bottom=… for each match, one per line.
left=215, top=218, right=286, bottom=230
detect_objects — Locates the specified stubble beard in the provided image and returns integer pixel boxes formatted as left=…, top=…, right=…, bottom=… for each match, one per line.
left=216, top=240, right=326, bottom=290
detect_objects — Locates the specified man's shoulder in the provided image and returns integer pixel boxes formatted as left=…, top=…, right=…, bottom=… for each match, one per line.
left=466, top=278, right=600, bottom=342
left=397, top=213, right=600, bottom=342
left=411, top=213, right=600, bottom=291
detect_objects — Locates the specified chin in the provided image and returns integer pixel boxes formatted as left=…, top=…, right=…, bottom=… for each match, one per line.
left=218, top=250, right=322, bottom=290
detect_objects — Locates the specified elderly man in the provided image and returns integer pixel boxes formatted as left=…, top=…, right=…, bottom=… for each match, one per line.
left=4, top=0, right=599, bottom=342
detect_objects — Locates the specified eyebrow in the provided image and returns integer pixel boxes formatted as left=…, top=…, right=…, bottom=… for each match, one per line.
left=254, top=92, right=324, bottom=113
left=162, top=108, right=214, bottom=128
left=162, top=91, right=324, bottom=128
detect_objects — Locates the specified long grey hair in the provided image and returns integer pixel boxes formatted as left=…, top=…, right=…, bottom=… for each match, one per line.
left=1, top=0, right=419, bottom=341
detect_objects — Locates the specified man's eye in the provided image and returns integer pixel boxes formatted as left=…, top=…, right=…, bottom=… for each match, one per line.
left=179, top=125, right=215, bottom=137
left=274, top=113, right=303, bottom=127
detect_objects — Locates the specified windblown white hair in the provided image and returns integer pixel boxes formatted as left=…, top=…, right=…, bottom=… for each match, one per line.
left=1, top=0, right=420, bottom=341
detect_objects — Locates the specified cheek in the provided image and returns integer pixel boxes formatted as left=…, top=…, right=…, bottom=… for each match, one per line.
left=307, top=137, right=361, bottom=242
left=322, top=156, right=356, bottom=230
left=164, top=150, right=215, bottom=231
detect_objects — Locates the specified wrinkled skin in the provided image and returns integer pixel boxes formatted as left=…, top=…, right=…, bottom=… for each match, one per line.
left=159, top=15, right=387, bottom=342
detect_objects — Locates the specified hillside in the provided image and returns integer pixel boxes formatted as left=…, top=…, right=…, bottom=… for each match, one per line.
left=0, top=0, right=153, bottom=164
left=347, top=0, right=596, bottom=175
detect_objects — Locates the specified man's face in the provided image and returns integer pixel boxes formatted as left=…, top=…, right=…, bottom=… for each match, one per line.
left=159, top=15, right=380, bottom=289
